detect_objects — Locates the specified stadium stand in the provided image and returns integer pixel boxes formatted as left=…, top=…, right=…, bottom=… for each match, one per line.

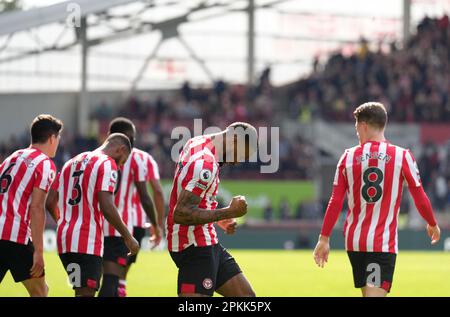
left=1, top=15, right=449, bottom=221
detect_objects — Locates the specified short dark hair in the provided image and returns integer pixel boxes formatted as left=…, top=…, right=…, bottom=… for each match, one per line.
left=353, top=102, right=387, bottom=129
left=106, top=133, right=132, bottom=153
left=30, top=114, right=63, bottom=144
left=226, top=121, right=258, bottom=159
left=109, top=117, right=135, bottom=147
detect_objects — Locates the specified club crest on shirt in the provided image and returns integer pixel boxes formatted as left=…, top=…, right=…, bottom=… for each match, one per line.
left=202, top=278, right=213, bottom=290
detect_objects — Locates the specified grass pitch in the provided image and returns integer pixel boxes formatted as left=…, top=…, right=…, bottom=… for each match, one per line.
left=0, top=250, right=449, bottom=297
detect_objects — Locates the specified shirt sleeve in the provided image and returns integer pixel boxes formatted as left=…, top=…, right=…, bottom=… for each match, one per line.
left=408, top=186, right=437, bottom=226
left=321, top=151, right=348, bottom=237
left=146, top=154, right=160, bottom=181
left=402, top=149, right=422, bottom=188
left=51, top=172, right=61, bottom=191
left=96, top=159, right=118, bottom=193
left=34, top=159, right=56, bottom=193
left=132, top=152, right=148, bottom=183
left=182, top=159, right=217, bottom=198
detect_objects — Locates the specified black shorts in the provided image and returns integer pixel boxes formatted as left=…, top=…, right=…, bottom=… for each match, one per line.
left=170, top=243, right=242, bottom=296
left=347, top=251, right=397, bottom=292
left=103, top=237, right=128, bottom=267
left=128, top=227, right=147, bottom=265
left=0, top=240, right=43, bottom=283
left=59, top=252, right=102, bottom=290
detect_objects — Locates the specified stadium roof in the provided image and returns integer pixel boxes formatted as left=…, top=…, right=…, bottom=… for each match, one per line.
left=0, top=0, right=449, bottom=92
left=0, top=0, right=137, bottom=36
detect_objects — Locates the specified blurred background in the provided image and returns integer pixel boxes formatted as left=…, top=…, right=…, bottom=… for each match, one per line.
left=0, top=0, right=449, bottom=251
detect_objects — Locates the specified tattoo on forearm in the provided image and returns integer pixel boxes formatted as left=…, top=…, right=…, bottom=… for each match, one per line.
left=174, top=190, right=226, bottom=225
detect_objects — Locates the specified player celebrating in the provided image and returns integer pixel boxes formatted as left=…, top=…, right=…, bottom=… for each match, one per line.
left=99, top=118, right=163, bottom=297
left=313, top=102, right=441, bottom=297
left=167, top=122, right=257, bottom=297
left=45, top=133, right=139, bottom=297
left=0, top=114, right=62, bottom=297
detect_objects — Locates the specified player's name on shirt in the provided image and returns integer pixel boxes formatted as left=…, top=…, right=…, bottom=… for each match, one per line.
left=355, top=151, right=392, bottom=164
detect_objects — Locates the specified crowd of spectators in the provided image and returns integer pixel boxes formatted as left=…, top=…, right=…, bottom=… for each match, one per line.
left=287, top=15, right=450, bottom=123
left=1, top=16, right=450, bottom=218
left=0, top=66, right=315, bottom=179
left=90, top=68, right=315, bottom=179
left=418, top=141, right=450, bottom=214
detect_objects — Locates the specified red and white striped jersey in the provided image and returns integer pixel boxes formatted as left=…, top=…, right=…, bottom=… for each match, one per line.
left=333, top=141, right=422, bottom=254
left=167, top=136, right=220, bottom=252
left=0, top=147, right=56, bottom=245
left=132, top=150, right=160, bottom=228
left=104, top=148, right=147, bottom=237
left=55, top=151, right=118, bottom=256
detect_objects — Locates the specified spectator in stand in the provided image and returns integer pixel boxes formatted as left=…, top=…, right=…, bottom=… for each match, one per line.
left=288, top=15, right=450, bottom=123
left=263, top=202, right=274, bottom=222
left=279, top=198, right=292, bottom=220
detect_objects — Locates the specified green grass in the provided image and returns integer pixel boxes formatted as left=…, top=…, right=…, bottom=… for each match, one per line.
left=161, top=180, right=316, bottom=219
left=1, top=250, right=449, bottom=297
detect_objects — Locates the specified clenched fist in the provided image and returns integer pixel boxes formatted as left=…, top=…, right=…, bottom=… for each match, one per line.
left=228, top=195, right=247, bottom=218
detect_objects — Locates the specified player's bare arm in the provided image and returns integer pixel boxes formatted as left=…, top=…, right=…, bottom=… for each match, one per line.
left=149, top=178, right=165, bottom=229
left=173, top=190, right=247, bottom=226
left=135, top=181, right=158, bottom=226
left=217, top=218, right=238, bottom=235
left=29, top=187, right=48, bottom=278
left=98, top=191, right=139, bottom=255
left=427, top=224, right=441, bottom=245
left=313, top=235, right=330, bottom=268
left=135, top=180, right=162, bottom=247
left=45, top=188, right=59, bottom=222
